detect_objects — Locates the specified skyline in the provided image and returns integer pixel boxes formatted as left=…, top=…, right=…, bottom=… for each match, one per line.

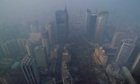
left=0, top=0, right=140, bottom=84
left=0, top=0, right=140, bottom=27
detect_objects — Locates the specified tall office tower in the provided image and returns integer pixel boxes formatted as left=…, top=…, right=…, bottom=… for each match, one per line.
left=121, top=66, right=136, bottom=84
left=21, top=55, right=40, bottom=84
left=45, top=24, right=52, bottom=44
left=126, top=38, right=140, bottom=69
left=50, top=21, right=57, bottom=45
left=34, top=46, right=48, bottom=68
left=111, top=31, right=136, bottom=48
left=41, top=31, right=50, bottom=55
left=94, top=11, right=109, bottom=45
left=131, top=52, right=140, bottom=74
left=86, top=9, right=97, bottom=41
left=126, top=37, right=140, bottom=70
left=55, top=8, right=69, bottom=43
left=116, top=39, right=135, bottom=66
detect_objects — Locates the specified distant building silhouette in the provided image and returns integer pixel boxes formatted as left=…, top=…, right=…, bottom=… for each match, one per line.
left=86, top=9, right=97, bottom=41
left=41, top=30, right=50, bottom=56
left=55, top=8, right=69, bottom=43
left=94, top=11, right=109, bottom=45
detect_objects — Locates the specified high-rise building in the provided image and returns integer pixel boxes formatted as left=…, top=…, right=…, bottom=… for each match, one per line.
left=116, top=39, right=135, bottom=66
left=130, top=37, right=140, bottom=72
left=49, top=21, right=57, bottom=45
left=111, top=31, right=136, bottom=48
left=45, top=24, right=52, bottom=44
left=86, top=9, right=97, bottom=41
left=121, top=66, right=136, bottom=84
left=131, top=52, right=140, bottom=74
left=21, top=55, right=40, bottom=84
left=34, top=46, right=48, bottom=68
left=55, top=8, right=69, bottom=43
left=94, top=11, right=108, bottom=44
left=127, top=45, right=140, bottom=69
left=41, top=31, right=50, bottom=55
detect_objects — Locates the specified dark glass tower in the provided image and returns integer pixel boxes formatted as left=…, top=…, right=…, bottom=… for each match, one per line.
left=86, top=9, right=97, bottom=41
left=55, top=8, right=68, bottom=44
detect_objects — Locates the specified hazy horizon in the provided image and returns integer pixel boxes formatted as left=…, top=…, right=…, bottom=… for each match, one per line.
left=0, top=0, right=140, bottom=27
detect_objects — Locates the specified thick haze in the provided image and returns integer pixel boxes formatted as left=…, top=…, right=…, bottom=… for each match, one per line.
left=0, top=0, right=140, bottom=27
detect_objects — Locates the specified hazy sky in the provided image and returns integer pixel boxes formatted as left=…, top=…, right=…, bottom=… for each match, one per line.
left=0, top=0, right=140, bottom=25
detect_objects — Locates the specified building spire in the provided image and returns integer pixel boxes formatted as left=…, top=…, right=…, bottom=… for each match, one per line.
left=64, top=3, right=67, bottom=12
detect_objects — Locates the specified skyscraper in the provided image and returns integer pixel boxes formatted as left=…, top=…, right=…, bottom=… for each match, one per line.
left=45, top=24, right=52, bottom=45
left=86, top=9, right=97, bottom=41
left=34, top=46, right=48, bottom=68
left=21, top=55, right=40, bottom=84
left=55, top=8, right=69, bottom=43
left=131, top=52, right=140, bottom=74
left=121, top=66, right=136, bottom=84
left=41, top=30, right=50, bottom=55
left=94, top=11, right=108, bottom=44
left=127, top=37, right=140, bottom=70
left=50, top=21, right=57, bottom=45
left=116, top=39, right=135, bottom=66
